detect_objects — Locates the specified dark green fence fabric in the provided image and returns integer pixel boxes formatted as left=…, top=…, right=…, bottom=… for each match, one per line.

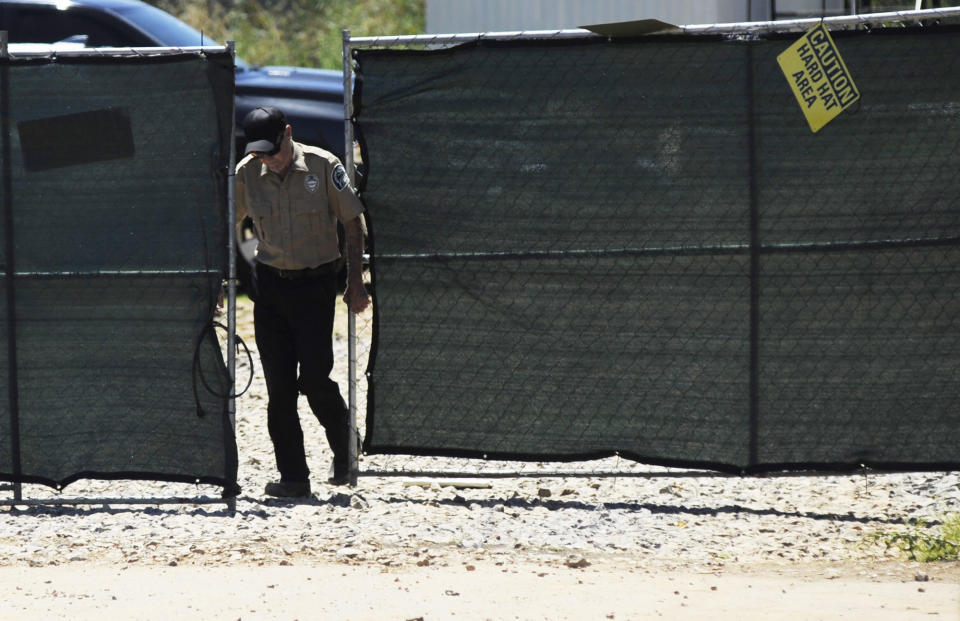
left=355, top=26, right=960, bottom=473
left=0, top=53, right=235, bottom=490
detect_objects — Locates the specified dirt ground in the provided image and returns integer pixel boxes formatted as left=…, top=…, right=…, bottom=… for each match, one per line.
left=1, top=557, right=958, bottom=620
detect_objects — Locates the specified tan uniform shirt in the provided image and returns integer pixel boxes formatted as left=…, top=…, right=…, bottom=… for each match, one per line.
left=235, top=141, right=365, bottom=270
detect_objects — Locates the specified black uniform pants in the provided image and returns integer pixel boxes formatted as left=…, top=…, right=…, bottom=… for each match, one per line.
left=253, top=262, right=349, bottom=482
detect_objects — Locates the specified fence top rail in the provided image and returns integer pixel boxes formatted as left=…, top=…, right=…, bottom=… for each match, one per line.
left=0, top=43, right=229, bottom=59
left=347, top=6, right=960, bottom=48
left=682, top=5, right=960, bottom=34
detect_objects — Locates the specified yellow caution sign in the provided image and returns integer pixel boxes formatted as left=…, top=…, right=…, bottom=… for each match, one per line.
left=777, top=24, right=860, bottom=133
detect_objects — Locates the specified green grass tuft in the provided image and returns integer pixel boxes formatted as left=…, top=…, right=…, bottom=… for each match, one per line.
left=869, top=514, right=960, bottom=562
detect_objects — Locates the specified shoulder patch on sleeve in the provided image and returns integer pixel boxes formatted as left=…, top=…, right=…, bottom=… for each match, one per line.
left=332, top=164, right=350, bottom=191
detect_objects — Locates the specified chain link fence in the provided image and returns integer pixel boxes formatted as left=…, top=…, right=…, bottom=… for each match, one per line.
left=346, top=8, right=960, bottom=480
left=0, top=46, right=236, bottom=501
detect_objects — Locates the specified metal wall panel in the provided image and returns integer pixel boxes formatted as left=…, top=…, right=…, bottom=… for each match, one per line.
left=425, top=0, right=762, bottom=33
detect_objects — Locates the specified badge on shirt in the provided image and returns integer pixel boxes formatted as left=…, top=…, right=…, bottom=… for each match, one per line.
left=304, top=174, right=320, bottom=193
left=332, top=164, right=350, bottom=191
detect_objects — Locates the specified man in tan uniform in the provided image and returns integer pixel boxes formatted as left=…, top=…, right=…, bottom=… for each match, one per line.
left=235, top=106, right=369, bottom=497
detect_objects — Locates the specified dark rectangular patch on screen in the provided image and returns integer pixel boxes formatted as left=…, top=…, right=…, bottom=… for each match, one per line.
left=18, top=108, right=135, bottom=172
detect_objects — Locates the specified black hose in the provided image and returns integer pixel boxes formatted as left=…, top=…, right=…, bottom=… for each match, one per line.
left=193, top=321, right=254, bottom=418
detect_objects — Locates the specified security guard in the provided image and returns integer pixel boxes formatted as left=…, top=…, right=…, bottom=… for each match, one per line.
left=235, top=106, right=369, bottom=497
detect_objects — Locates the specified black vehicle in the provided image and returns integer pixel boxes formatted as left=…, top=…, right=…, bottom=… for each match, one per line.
left=0, top=0, right=348, bottom=158
left=0, top=0, right=356, bottom=289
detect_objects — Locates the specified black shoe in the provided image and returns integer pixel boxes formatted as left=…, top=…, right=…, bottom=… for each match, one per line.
left=264, top=480, right=311, bottom=497
left=327, top=472, right=350, bottom=486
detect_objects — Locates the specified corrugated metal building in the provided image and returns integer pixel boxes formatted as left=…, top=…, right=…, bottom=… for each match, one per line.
left=425, top=1, right=925, bottom=33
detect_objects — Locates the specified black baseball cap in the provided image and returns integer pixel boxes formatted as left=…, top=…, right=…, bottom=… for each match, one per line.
left=242, top=106, right=287, bottom=155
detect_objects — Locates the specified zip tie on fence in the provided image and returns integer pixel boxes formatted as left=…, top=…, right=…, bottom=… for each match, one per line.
left=193, top=320, right=254, bottom=418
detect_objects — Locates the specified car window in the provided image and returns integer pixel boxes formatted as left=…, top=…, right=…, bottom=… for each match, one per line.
left=2, top=6, right=155, bottom=47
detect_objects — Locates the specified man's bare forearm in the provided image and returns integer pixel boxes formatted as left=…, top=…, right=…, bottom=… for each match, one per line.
left=343, top=217, right=370, bottom=313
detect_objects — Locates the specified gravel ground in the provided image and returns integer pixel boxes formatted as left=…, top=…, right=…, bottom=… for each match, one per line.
left=1, top=297, right=958, bottom=618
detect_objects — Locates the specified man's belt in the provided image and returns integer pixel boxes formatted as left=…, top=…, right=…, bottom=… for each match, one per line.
left=259, top=260, right=340, bottom=280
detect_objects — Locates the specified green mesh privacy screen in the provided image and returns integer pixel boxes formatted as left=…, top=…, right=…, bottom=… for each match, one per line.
left=0, top=53, right=236, bottom=490
left=355, top=26, right=960, bottom=474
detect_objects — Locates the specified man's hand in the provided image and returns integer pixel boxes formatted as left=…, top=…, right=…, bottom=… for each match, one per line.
left=344, top=279, right=370, bottom=314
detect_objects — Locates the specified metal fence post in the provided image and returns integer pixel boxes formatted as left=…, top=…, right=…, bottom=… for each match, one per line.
left=0, top=30, right=20, bottom=502
left=342, top=29, right=359, bottom=487
left=225, top=40, right=239, bottom=510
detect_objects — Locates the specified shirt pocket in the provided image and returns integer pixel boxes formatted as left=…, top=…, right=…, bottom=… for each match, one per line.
left=289, top=199, right=329, bottom=246
left=246, top=187, right=279, bottom=241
